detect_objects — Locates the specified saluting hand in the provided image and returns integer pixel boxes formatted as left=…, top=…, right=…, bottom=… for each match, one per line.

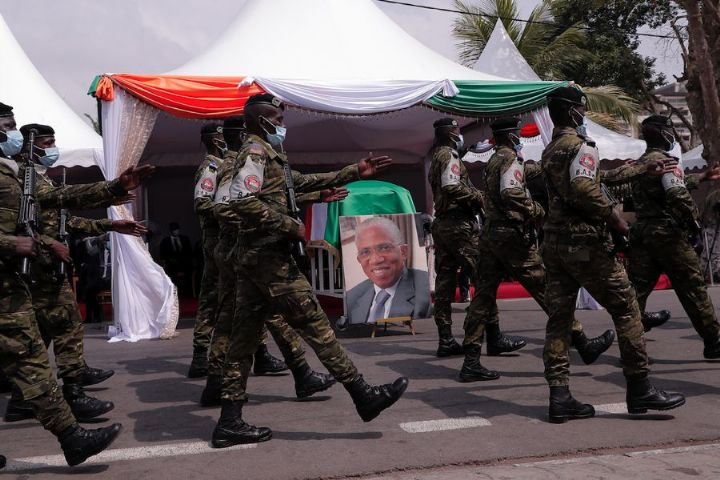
left=112, top=220, right=148, bottom=237
left=358, top=152, right=392, bottom=179
left=320, top=187, right=349, bottom=203
left=118, top=165, right=156, bottom=191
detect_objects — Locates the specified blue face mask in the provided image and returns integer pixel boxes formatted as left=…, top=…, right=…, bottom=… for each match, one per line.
left=37, top=147, right=60, bottom=167
left=260, top=117, right=287, bottom=148
left=509, top=134, right=524, bottom=158
left=0, top=129, right=23, bottom=157
left=570, top=107, right=587, bottom=137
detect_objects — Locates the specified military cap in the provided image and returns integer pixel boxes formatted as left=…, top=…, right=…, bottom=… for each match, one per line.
left=433, top=118, right=458, bottom=129
left=20, top=123, right=55, bottom=139
left=201, top=123, right=222, bottom=137
left=547, top=85, right=587, bottom=106
left=642, top=115, right=673, bottom=128
left=245, top=93, right=284, bottom=110
left=222, top=116, right=246, bottom=131
left=490, top=117, right=522, bottom=133
left=0, top=102, right=14, bottom=117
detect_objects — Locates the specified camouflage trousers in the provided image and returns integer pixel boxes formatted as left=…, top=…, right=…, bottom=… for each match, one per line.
left=629, top=222, right=720, bottom=343
left=464, top=226, right=585, bottom=348
left=222, top=244, right=359, bottom=402
left=0, top=274, right=75, bottom=435
left=32, top=278, right=86, bottom=382
left=192, top=229, right=220, bottom=353
left=542, top=232, right=649, bottom=386
left=432, top=216, right=480, bottom=329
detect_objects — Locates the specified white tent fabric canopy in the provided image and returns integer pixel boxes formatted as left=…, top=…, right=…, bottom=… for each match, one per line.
left=472, top=20, right=647, bottom=161
left=684, top=144, right=707, bottom=170
left=0, top=13, right=102, bottom=168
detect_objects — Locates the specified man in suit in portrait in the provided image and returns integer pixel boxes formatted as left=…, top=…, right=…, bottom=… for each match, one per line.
left=346, top=217, right=430, bottom=325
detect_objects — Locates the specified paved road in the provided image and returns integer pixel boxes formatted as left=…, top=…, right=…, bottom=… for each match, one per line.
left=2, top=288, right=720, bottom=479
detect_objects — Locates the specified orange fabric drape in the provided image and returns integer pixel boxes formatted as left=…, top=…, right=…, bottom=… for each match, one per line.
left=108, top=74, right=267, bottom=119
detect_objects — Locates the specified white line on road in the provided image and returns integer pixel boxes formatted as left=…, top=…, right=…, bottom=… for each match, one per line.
left=3, top=441, right=257, bottom=473
left=400, top=417, right=491, bottom=433
left=594, top=402, right=628, bottom=415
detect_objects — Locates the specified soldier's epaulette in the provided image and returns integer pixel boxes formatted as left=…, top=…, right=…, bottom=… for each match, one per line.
left=208, top=160, right=218, bottom=171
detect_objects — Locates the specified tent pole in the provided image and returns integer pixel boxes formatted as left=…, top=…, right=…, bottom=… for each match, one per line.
left=96, top=98, right=103, bottom=136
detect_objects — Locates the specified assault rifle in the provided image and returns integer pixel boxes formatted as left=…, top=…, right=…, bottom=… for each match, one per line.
left=282, top=161, right=308, bottom=265
left=17, top=129, right=38, bottom=277
left=57, top=167, right=69, bottom=281
left=600, top=182, right=629, bottom=255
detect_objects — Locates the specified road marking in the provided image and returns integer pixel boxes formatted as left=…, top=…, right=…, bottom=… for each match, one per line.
left=3, top=441, right=257, bottom=472
left=399, top=417, right=491, bottom=433
left=594, top=402, right=627, bottom=415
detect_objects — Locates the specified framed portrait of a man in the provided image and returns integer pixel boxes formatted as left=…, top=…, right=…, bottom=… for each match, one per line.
left=340, top=214, right=431, bottom=325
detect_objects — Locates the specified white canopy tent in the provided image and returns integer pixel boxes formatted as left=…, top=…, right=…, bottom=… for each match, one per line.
left=470, top=20, right=647, bottom=161
left=0, top=13, right=102, bottom=168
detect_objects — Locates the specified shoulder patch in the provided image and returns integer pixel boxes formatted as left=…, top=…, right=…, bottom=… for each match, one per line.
left=194, top=165, right=218, bottom=199
left=441, top=154, right=462, bottom=187
left=500, top=160, right=525, bottom=192
left=229, top=155, right=266, bottom=200
left=661, top=164, right=686, bottom=191
left=569, top=142, right=599, bottom=182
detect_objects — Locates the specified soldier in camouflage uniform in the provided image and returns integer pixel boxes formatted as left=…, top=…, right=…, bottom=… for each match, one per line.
left=200, top=117, right=337, bottom=407
left=4, top=124, right=147, bottom=423
left=0, top=102, right=155, bottom=465
left=188, top=123, right=225, bottom=378
left=628, top=115, right=720, bottom=358
left=460, top=117, right=615, bottom=382
left=428, top=118, right=525, bottom=358
left=540, top=86, right=685, bottom=423
left=209, top=94, right=407, bottom=447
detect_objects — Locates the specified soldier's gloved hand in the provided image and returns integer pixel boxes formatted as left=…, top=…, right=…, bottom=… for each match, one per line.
left=321, top=187, right=349, bottom=203
left=700, top=164, right=720, bottom=182
left=118, top=165, right=156, bottom=191
left=15, top=236, right=38, bottom=257
left=111, top=220, right=148, bottom=237
left=358, top=152, right=392, bottom=178
left=49, top=239, right=71, bottom=263
left=607, top=210, right=630, bottom=236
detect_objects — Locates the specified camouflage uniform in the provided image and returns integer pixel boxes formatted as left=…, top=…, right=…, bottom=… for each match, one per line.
left=0, top=157, right=125, bottom=434
left=628, top=148, right=720, bottom=344
left=542, top=127, right=649, bottom=386
left=192, top=154, right=224, bottom=357
left=222, top=134, right=360, bottom=402
left=427, top=145, right=484, bottom=329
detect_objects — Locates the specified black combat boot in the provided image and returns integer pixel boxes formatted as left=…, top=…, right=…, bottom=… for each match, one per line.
left=485, top=322, right=526, bottom=356
left=62, top=383, right=114, bottom=421
left=344, top=375, right=409, bottom=422
left=641, top=310, right=671, bottom=333
left=626, top=376, right=685, bottom=414
left=200, top=374, right=223, bottom=407
left=572, top=330, right=616, bottom=365
left=211, top=400, right=272, bottom=448
left=459, top=345, right=500, bottom=382
left=79, top=365, right=115, bottom=387
left=0, top=370, right=12, bottom=394
left=436, top=325, right=464, bottom=357
left=0, top=454, right=5, bottom=469
left=253, top=344, right=288, bottom=375
left=703, top=337, right=720, bottom=359
left=58, top=423, right=122, bottom=466
left=4, top=388, right=34, bottom=422
left=548, top=386, right=595, bottom=424
left=292, top=362, right=337, bottom=399
left=187, top=347, right=209, bottom=378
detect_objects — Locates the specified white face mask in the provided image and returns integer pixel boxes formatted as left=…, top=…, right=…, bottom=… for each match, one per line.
left=666, top=141, right=682, bottom=160
left=450, top=133, right=464, bottom=150
left=570, top=107, right=587, bottom=136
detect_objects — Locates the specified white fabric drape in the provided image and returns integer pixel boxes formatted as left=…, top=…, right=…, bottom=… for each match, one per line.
left=100, top=88, right=179, bottom=342
left=240, top=77, right=459, bottom=114
left=532, top=107, right=554, bottom=146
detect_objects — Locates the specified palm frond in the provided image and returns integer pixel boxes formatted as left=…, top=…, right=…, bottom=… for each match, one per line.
left=585, top=112, right=626, bottom=132
left=529, top=24, right=593, bottom=80
left=584, top=85, right=640, bottom=124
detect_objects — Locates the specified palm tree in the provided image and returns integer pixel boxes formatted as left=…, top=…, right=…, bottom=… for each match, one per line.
left=453, top=0, right=639, bottom=129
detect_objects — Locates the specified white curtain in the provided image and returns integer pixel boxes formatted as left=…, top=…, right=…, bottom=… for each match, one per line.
left=532, top=107, right=554, bottom=146
left=240, top=77, right=459, bottom=114
left=100, top=88, right=179, bottom=342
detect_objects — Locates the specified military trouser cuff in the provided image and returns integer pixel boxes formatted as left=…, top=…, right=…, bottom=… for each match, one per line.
left=220, top=394, right=249, bottom=403
left=546, top=380, right=570, bottom=388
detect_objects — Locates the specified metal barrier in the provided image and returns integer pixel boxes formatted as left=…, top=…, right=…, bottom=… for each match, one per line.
left=307, top=244, right=344, bottom=298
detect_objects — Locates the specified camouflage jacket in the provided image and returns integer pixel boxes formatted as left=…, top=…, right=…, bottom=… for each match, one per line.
left=227, top=134, right=358, bottom=246
left=542, top=127, right=647, bottom=234
left=194, top=154, right=225, bottom=235
left=631, top=148, right=699, bottom=229
left=483, top=146, right=544, bottom=224
left=428, top=145, right=483, bottom=219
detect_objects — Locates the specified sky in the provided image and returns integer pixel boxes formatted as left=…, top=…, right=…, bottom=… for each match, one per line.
left=1, top=0, right=684, bottom=124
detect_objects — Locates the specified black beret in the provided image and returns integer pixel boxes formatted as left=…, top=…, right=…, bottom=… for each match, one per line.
left=547, top=85, right=587, bottom=106
left=20, top=123, right=55, bottom=139
left=490, top=117, right=522, bottom=133
left=642, top=115, right=673, bottom=128
left=201, top=123, right=222, bottom=137
left=0, top=102, right=14, bottom=117
left=245, top=93, right=284, bottom=110
left=433, top=117, right=458, bottom=129
left=222, top=116, right=245, bottom=131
